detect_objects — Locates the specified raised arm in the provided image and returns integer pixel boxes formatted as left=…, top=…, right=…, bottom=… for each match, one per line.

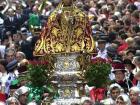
left=1, top=0, right=10, bottom=14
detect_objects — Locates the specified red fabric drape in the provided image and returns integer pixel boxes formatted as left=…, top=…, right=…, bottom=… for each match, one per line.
left=0, top=93, right=6, bottom=102
left=90, top=88, right=106, bottom=102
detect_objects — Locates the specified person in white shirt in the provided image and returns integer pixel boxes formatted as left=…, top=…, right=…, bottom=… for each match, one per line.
left=96, top=36, right=108, bottom=59
left=101, top=83, right=123, bottom=105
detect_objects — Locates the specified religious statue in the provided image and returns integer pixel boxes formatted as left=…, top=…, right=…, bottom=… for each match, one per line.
left=34, top=0, right=95, bottom=56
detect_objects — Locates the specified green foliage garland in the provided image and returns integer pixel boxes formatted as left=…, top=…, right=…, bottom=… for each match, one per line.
left=85, top=57, right=111, bottom=88
left=27, top=60, right=50, bottom=104
left=27, top=61, right=48, bottom=87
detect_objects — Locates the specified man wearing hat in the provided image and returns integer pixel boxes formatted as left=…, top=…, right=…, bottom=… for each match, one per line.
left=111, top=62, right=133, bottom=93
left=13, top=86, right=29, bottom=105
left=20, top=27, right=33, bottom=60
left=6, top=59, right=19, bottom=83
left=95, top=35, right=108, bottom=59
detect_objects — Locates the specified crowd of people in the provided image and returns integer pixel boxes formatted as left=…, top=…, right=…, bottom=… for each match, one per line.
left=0, top=0, right=140, bottom=105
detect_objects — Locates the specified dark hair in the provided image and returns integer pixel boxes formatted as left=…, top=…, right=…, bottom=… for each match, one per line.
left=108, top=32, right=117, bottom=43
left=132, top=25, right=140, bottom=33
left=126, top=49, right=136, bottom=55
left=1, top=34, right=9, bottom=42
left=124, top=18, right=131, bottom=26
left=132, top=10, right=140, bottom=19
left=120, top=34, right=128, bottom=40
left=127, top=4, right=137, bottom=12
left=123, top=59, right=135, bottom=69
left=82, top=100, right=93, bottom=105
left=0, top=5, right=4, bottom=11
left=0, top=59, right=8, bottom=67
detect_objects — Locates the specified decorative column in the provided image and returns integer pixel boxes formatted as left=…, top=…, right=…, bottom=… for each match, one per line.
left=52, top=54, right=83, bottom=105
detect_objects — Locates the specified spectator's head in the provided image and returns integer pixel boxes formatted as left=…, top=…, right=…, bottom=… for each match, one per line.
left=117, top=34, right=128, bottom=44
left=123, top=17, right=131, bottom=30
left=97, top=36, right=107, bottom=50
left=124, top=9, right=131, bottom=18
left=111, top=40, right=120, bottom=49
left=13, top=32, right=22, bottom=42
left=126, top=49, right=136, bottom=60
left=125, top=37, right=134, bottom=48
left=6, top=97, right=20, bottom=105
left=6, top=31, right=12, bottom=37
left=16, top=52, right=26, bottom=62
left=123, top=59, right=135, bottom=72
left=13, top=86, right=29, bottom=105
left=106, top=45, right=117, bottom=58
left=76, top=1, right=84, bottom=10
left=116, top=94, right=131, bottom=105
left=134, top=36, right=140, bottom=50
left=132, top=25, right=140, bottom=34
left=20, top=27, right=29, bottom=40
left=112, top=63, right=126, bottom=82
left=129, top=86, right=140, bottom=104
left=108, top=83, right=123, bottom=100
left=5, top=48, right=16, bottom=63
left=132, top=56, right=140, bottom=67
left=131, top=10, right=140, bottom=24
left=108, top=32, right=117, bottom=43
left=126, top=3, right=137, bottom=13
left=15, top=5, right=22, bottom=14
left=7, top=8, right=15, bottom=17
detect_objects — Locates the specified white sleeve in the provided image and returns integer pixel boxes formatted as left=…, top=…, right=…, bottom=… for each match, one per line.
left=14, top=70, right=19, bottom=78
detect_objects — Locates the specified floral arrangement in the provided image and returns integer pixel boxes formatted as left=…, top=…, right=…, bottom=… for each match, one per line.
left=85, top=57, right=111, bottom=88
left=27, top=60, right=49, bottom=87
left=27, top=60, right=55, bottom=104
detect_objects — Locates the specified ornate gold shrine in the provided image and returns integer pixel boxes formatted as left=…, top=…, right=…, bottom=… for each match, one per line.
left=34, top=3, right=95, bottom=56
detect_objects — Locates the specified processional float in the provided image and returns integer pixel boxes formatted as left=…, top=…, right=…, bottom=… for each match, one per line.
left=34, top=0, right=95, bottom=104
